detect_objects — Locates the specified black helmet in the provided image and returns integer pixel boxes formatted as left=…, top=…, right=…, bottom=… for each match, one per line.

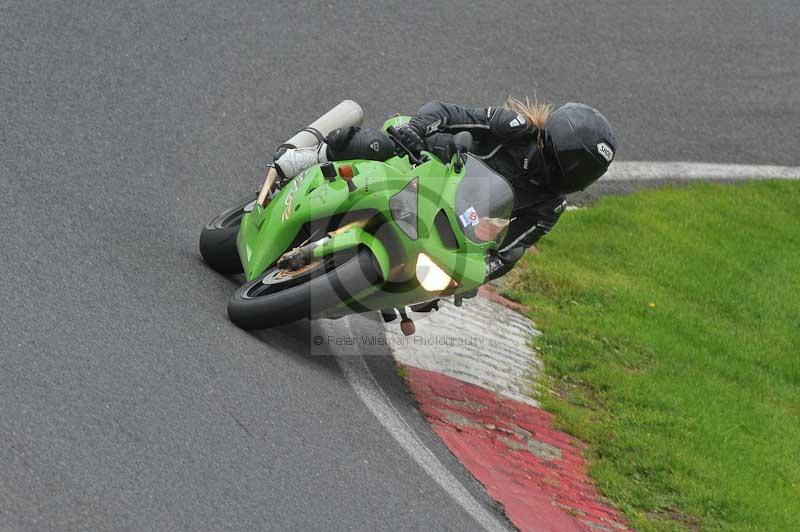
left=542, top=103, right=617, bottom=194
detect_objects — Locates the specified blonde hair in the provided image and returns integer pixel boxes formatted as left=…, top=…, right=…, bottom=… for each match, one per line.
left=504, top=96, right=553, bottom=130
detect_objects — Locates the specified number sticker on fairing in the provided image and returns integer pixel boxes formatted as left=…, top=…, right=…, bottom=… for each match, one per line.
left=459, top=206, right=480, bottom=227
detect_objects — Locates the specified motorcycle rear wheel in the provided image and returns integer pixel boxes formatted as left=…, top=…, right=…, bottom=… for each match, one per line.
left=199, top=198, right=252, bottom=274
left=227, top=248, right=381, bottom=329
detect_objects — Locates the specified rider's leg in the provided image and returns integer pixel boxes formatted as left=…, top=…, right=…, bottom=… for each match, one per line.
left=274, top=126, right=396, bottom=179
left=272, top=143, right=329, bottom=179
left=325, top=127, right=395, bottom=161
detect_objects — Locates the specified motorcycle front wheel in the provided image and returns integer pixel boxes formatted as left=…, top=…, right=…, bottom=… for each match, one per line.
left=199, top=198, right=252, bottom=274
left=227, top=248, right=381, bottom=329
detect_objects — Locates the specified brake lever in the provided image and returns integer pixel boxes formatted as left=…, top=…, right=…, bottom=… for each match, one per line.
left=453, top=147, right=467, bottom=172
left=387, top=125, right=423, bottom=166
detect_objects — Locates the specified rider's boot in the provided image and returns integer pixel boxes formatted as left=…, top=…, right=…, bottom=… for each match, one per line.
left=409, top=299, right=439, bottom=312
left=273, top=144, right=329, bottom=179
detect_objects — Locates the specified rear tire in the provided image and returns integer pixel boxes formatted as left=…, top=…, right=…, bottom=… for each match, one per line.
left=227, top=248, right=381, bottom=329
left=199, top=198, right=252, bottom=274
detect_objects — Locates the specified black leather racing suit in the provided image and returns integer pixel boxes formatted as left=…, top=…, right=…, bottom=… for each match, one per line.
left=405, top=101, right=567, bottom=254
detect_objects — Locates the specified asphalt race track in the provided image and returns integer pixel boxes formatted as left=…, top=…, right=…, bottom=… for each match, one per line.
left=1, top=2, right=798, bottom=530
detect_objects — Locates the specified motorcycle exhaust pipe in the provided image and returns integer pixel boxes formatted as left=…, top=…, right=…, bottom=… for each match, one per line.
left=284, top=99, right=364, bottom=149
left=257, top=100, right=364, bottom=206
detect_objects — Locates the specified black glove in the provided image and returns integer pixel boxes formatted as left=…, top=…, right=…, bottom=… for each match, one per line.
left=392, top=123, right=425, bottom=157
left=485, top=247, right=525, bottom=281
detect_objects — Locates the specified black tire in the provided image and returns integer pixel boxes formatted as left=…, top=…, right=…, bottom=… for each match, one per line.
left=199, top=198, right=253, bottom=274
left=227, top=248, right=381, bottom=330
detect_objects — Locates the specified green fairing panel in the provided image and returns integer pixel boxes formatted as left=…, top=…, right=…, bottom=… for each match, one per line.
left=237, top=167, right=347, bottom=280
left=238, top=158, right=412, bottom=280
left=312, top=226, right=391, bottom=280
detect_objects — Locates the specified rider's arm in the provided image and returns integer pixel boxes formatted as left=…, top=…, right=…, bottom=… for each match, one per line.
left=484, top=194, right=567, bottom=281
left=501, top=195, right=568, bottom=251
left=407, top=101, right=531, bottom=141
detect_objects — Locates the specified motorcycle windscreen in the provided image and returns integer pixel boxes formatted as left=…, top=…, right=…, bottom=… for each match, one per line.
left=454, top=156, right=515, bottom=244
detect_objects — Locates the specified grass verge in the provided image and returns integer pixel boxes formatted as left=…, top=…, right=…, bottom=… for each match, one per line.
left=504, top=181, right=800, bottom=531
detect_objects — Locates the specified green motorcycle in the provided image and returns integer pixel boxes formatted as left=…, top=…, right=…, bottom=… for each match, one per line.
left=199, top=117, right=516, bottom=332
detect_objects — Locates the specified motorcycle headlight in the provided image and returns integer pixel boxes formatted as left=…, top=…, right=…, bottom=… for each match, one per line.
left=389, top=177, right=418, bottom=239
left=416, top=253, right=452, bottom=292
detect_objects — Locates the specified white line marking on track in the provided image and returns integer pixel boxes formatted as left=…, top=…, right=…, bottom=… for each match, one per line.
left=333, top=319, right=510, bottom=532
left=606, top=161, right=800, bottom=181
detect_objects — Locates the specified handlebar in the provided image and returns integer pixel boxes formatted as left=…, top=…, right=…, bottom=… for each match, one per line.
left=386, top=126, right=473, bottom=172
left=451, top=131, right=472, bottom=172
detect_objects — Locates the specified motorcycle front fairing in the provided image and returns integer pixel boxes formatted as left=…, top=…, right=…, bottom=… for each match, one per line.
left=237, top=150, right=514, bottom=316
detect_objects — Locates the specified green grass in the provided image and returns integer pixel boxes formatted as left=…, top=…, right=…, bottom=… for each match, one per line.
left=504, top=181, right=800, bottom=531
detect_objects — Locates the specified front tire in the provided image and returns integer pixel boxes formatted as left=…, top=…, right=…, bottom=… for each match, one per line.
left=199, top=198, right=253, bottom=274
left=227, top=248, right=381, bottom=329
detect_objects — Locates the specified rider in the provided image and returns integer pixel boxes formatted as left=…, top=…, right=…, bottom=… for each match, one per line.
left=271, top=98, right=617, bottom=280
